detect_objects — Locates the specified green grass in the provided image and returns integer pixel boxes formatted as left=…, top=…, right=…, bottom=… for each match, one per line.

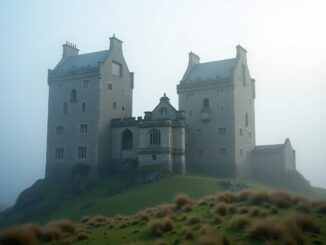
left=0, top=174, right=325, bottom=230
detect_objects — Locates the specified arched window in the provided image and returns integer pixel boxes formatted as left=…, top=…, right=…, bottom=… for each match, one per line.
left=70, top=89, right=77, bottom=101
left=122, top=129, right=133, bottom=150
left=160, top=107, right=168, bottom=116
left=149, top=128, right=161, bottom=145
left=82, top=102, right=86, bottom=112
left=245, top=112, right=249, bottom=127
left=203, top=98, right=210, bottom=108
left=113, top=102, right=116, bottom=111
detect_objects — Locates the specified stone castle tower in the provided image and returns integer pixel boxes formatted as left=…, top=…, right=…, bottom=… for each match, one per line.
left=177, top=46, right=256, bottom=177
left=46, top=36, right=134, bottom=179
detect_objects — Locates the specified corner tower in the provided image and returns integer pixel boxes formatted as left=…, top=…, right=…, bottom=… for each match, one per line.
left=45, top=36, right=134, bottom=179
left=177, top=45, right=255, bottom=177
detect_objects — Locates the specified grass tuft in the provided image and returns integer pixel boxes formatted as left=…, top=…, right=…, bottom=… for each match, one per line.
left=0, top=226, right=38, bottom=245
left=215, top=202, right=227, bottom=216
left=230, top=216, right=252, bottom=231
left=174, top=193, right=193, bottom=209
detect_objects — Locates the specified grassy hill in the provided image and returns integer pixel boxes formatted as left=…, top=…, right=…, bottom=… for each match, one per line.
left=0, top=189, right=325, bottom=245
left=0, top=174, right=325, bottom=230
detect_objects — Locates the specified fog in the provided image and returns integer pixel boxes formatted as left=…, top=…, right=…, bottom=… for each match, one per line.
left=0, top=0, right=325, bottom=206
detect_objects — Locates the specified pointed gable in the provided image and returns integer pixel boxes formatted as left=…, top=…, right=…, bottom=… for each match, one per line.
left=150, top=93, right=178, bottom=120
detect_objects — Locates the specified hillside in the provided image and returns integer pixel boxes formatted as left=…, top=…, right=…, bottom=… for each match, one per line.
left=0, top=174, right=325, bottom=229
left=0, top=189, right=325, bottom=245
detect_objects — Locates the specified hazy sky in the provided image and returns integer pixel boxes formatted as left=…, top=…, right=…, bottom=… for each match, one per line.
left=0, top=0, right=325, bottom=205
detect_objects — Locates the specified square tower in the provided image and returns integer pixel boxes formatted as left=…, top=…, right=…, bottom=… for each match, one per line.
left=177, top=45, right=255, bottom=177
left=45, top=36, right=134, bottom=179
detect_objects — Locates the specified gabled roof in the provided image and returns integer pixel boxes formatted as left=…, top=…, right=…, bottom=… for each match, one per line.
left=183, top=58, right=236, bottom=83
left=54, top=50, right=110, bottom=72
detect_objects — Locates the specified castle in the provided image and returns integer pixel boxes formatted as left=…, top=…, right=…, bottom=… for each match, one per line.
left=45, top=36, right=296, bottom=180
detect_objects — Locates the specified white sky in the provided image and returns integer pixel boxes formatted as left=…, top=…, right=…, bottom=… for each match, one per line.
left=0, top=0, right=325, bottom=205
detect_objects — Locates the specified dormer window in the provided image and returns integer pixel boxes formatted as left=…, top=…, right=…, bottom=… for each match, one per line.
left=112, top=61, right=122, bottom=77
left=160, top=107, right=168, bottom=116
left=70, top=89, right=77, bottom=102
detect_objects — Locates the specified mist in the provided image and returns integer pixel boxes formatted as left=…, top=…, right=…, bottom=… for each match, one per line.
left=0, top=0, right=325, bottom=206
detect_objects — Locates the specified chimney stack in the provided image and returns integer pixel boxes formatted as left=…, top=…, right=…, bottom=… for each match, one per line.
left=62, top=41, right=79, bottom=59
left=236, top=45, right=247, bottom=60
left=188, top=51, right=200, bottom=66
left=109, top=34, right=123, bottom=51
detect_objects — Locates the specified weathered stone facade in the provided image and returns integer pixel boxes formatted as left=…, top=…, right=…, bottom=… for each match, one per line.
left=45, top=36, right=296, bottom=179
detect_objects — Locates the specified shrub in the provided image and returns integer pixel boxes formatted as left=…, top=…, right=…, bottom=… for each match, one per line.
left=250, top=207, right=260, bottom=217
left=216, top=192, right=237, bottom=203
left=188, top=216, right=201, bottom=225
left=137, top=211, right=150, bottom=221
left=296, top=201, right=311, bottom=214
left=239, top=207, right=249, bottom=214
left=227, top=204, right=236, bottom=214
left=80, top=216, right=91, bottom=223
left=215, top=202, right=227, bottom=216
left=269, top=192, right=292, bottom=209
left=288, top=213, right=320, bottom=233
left=230, top=216, right=252, bottom=231
left=174, top=194, right=193, bottom=209
left=48, top=219, right=76, bottom=234
left=154, top=204, right=174, bottom=218
left=315, top=202, right=326, bottom=214
left=183, top=226, right=194, bottom=240
left=77, top=231, right=90, bottom=240
left=248, top=191, right=269, bottom=205
left=181, top=204, right=193, bottom=212
left=211, top=215, right=221, bottom=224
left=40, top=225, right=63, bottom=242
left=149, top=219, right=163, bottom=237
left=0, top=226, right=38, bottom=245
left=162, top=218, right=174, bottom=232
left=270, top=206, right=278, bottom=214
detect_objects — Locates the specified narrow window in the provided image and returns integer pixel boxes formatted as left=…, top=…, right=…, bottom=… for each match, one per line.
left=56, top=126, right=64, bottom=135
left=108, top=83, right=112, bottom=91
left=242, top=64, right=246, bottom=86
left=160, top=107, right=168, bottom=116
left=203, top=98, right=210, bottom=108
left=82, top=102, right=86, bottom=112
left=245, top=113, right=249, bottom=127
left=78, top=146, right=87, bottom=159
left=83, top=80, right=89, bottom=88
left=112, top=61, right=122, bottom=77
left=219, top=148, right=227, bottom=156
left=122, top=106, right=125, bottom=111
left=63, top=102, right=68, bottom=115
left=113, top=102, right=116, bottom=111
left=122, top=129, right=133, bottom=150
left=54, top=147, right=64, bottom=160
left=152, top=154, right=157, bottom=161
left=149, top=128, right=161, bottom=145
left=240, top=148, right=243, bottom=157
left=239, top=128, right=243, bottom=136
left=218, top=127, right=227, bottom=136
left=70, top=89, right=77, bottom=101
left=57, top=84, right=63, bottom=93
left=80, top=124, right=88, bottom=134
left=220, top=106, right=224, bottom=111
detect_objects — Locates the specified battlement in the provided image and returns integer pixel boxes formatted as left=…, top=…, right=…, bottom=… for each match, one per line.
left=111, top=117, right=143, bottom=127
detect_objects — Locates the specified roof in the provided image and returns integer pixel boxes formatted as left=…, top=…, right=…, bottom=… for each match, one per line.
left=54, top=50, right=110, bottom=72
left=253, top=144, right=284, bottom=152
left=184, top=58, right=236, bottom=83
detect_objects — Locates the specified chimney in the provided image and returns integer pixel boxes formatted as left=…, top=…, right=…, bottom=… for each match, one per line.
left=236, top=45, right=247, bottom=60
left=109, top=34, right=123, bottom=51
left=62, top=41, right=79, bottom=59
left=188, top=51, right=200, bottom=66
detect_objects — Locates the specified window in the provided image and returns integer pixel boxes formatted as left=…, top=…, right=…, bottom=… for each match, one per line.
left=240, top=148, right=243, bottom=157
left=245, top=113, right=249, bottom=127
left=160, top=107, right=168, bottom=116
left=63, top=102, right=68, bottom=115
left=57, top=84, right=63, bottom=93
left=113, top=102, right=116, bottom=111
left=56, top=126, right=64, bottom=135
left=149, top=128, right=161, bottom=145
left=239, top=128, right=243, bottom=136
left=83, top=80, right=89, bottom=88
left=108, top=83, right=112, bottom=91
left=196, top=129, right=202, bottom=137
left=112, top=61, right=122, bottom=77
left=152, top=155, right=157, bottom=161
left=78, top=146, right=87, bottom=159
left=242, top=64, right=246, bottom=86
left=80, top=124, right=88, bottom=134
left=54, top=147, right=64, bottom=160
left=203, top=98, right=210, bottom=108
left=122, top=106, right=125, bottom=111
left=220, top=106, right=224, bottom=112
left=122, top=129, right=133, bottom=150
left=70, top=89, right=77, bottom=101
left=82, top=102, right=86, bottom=112
left=219, top=148, right=227, bottom=156
left=197, top=150, right=203, bottom=159
left=218, top=127, right=227, bottom=136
